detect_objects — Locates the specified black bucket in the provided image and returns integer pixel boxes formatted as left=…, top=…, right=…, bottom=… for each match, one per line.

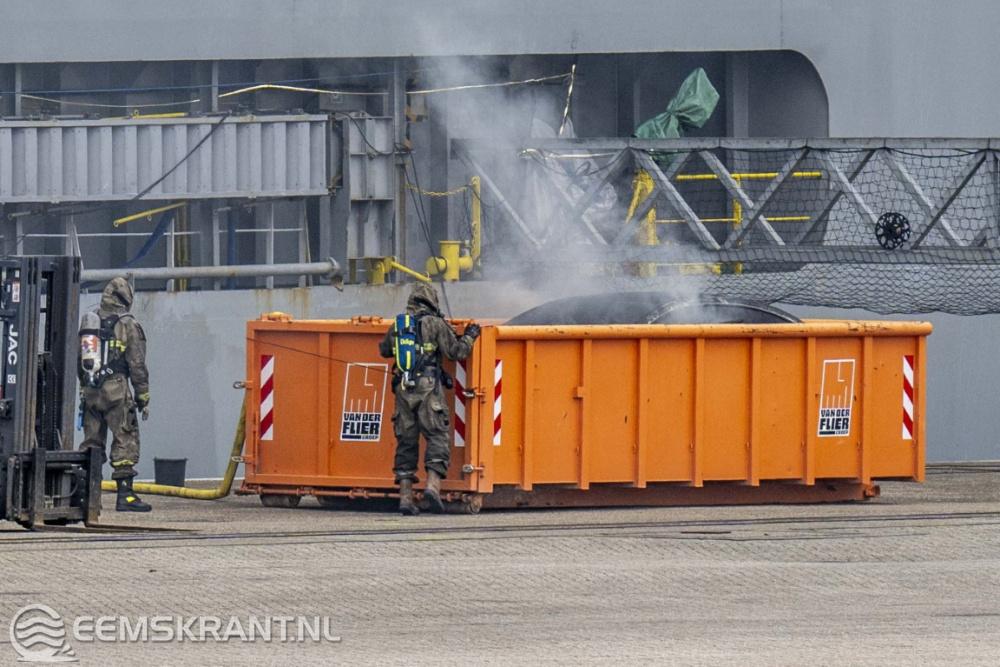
left=153, top=458, right=187, bottom=487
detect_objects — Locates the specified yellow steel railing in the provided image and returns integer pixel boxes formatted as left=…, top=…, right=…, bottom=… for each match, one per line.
left=113, top=202, right=188, bottom=227
left=625, top=169, right=823, bottom=276
left=667, top=170, right=822, bottom=226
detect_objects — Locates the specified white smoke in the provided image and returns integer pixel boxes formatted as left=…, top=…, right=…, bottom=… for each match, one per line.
left=403, top=46, right=719, bottom=320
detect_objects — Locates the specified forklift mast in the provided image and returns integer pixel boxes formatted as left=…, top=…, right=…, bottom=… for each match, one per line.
left=0, top=256, right=101, bottom=528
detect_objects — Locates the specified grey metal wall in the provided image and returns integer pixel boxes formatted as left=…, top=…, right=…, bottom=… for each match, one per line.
left=27, top=1, right=1000, bottom=470
left=0, top=115, right=329, bottom=202
left=2, top=0, right=999, bottom=137
left=78, top=285, right=996, bottom=481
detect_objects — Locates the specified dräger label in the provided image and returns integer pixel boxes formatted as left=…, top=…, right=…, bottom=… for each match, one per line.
left=817, top=359, right=855, bottom=437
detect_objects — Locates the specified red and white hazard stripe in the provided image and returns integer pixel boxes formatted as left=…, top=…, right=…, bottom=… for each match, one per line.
left=452, top=359, right=502, bottom=448
left=260, top=354, right=275, bottom=441
left=493, top=360, right=502, bottom=446
left=902, top=354, right=914, bottom=440
left=454, top=361, right=468, bottom=448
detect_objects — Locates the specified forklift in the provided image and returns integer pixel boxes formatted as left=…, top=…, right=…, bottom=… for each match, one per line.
left=0, top=256, right=101, bottom=528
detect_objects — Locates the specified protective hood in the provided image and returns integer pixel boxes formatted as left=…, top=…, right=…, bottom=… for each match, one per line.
left=406, top=281, right=441, bottom=316
left=99, top=276, right=133, bottom=315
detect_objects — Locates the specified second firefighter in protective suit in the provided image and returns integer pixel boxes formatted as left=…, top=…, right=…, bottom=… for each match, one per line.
left=379, top=282, right=480, bottom=515
left=78, top=277, right=152, bottom=512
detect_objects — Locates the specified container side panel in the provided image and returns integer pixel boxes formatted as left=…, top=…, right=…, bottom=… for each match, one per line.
left=244, top=320, right=927, bottom=500
left=256, top=332, right=321, bottom=477
left=492, top=341, right=525, bottom=485
left=442, top=357, right=474, bottom=483
left=531, top=340, right=583, bottom=484
left=701, top=339, right=751, bottom=481
left=870, top=337, right=920, bottom=479
left=589, top=340, right=638, bottom=483
left=758, top=338, right=807, bottom=480
left=249, top=322, right=473, bottom=492
left=645, top=339, right=695, bottom=482
left=326, top=330, right=398, bottom=483
left=813, top=338, right=864, bottom=479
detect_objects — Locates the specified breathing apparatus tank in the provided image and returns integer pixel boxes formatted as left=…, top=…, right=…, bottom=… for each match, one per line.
left=79, top=310, right=102, bottom=384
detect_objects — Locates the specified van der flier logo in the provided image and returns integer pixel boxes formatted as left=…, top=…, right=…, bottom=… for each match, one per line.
left=818, top=359, right=855, bottom=437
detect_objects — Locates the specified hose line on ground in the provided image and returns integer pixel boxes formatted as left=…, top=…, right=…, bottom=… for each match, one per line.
left=100, top=398, right=246, bottom=500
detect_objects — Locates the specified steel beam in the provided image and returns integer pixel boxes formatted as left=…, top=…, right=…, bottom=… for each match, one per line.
left=880, top=150, right=962, bottom=247
left=533, top=161, right=608, bottom=246
left=458, top=151, right=541, bottom=249
left=791, top=150, right=875, bottom=245
left=910, top=150, right=987, bottom=248
left=820, top=152, right=880, bottom=228
left=698, top=150, right=784, bottom=246
left=514, top=137, right=999, bottom=152
left=81, top=258, right=342, bottom=283
left=632, top=151, right=720, bottom=250
left=612, top=150, right=691, bottom=246
left=606, top=245, right=1000, bottom=266
left=722, top=148, right=808, bottom=248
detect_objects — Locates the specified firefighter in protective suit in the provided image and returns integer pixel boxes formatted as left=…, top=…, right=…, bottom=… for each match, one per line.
left=78, top=277, right=152, bottom=512
left=379, top=282, right=480, bottom=515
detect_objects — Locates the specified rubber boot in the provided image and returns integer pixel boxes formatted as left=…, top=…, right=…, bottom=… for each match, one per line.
left=115, top=478, right=152, bottom=512
left=424, top=470, right=445, bottom=514
left=398, top=479, right=419, bottom=516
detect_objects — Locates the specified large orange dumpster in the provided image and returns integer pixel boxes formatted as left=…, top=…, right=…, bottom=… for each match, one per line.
left=238, top=316, right=929, bottom=511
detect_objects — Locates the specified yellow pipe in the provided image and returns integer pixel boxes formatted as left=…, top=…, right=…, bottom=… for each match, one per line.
left=426, top=240, right=474, bottom=281
left=100, top=399, right=246, bottom=499
left=130, top=111, right=188, bottom=119
left=367, top=257, right=431, bottom=285
left=425, top=177, right=482, bottom=281
left=470, top=176, right=482, bottom=263
left=176, top=204, right=189, bottom=292
left=388, top=259, right=431, bottom=283
left=367, top=258, right=388, bottom=285
left=674, top=171, right=823, bottom=182
left=113, top=202, right=188, bottom=228
left=657, top=215, right=810, bottom=224
left=623, top=170, right=659, bottom=278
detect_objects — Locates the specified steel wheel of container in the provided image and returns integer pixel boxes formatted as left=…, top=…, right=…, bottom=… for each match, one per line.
left=260, top=494, right=301, bottom=508
left=316, top=495, right=350, bottom=510
left=444, top=494, right=483, bottom=515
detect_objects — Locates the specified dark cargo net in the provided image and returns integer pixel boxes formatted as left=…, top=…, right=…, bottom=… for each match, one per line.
left=458, top=141, right=1000, bottom=315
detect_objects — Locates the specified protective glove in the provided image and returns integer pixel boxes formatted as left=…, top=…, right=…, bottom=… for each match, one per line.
left=465, top=323, right=481, bottom=340
left=136, top=392, right=150, bottom=421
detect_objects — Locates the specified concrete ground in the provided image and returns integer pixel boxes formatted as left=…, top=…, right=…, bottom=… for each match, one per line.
left=1, top=468, right=999, bottom=665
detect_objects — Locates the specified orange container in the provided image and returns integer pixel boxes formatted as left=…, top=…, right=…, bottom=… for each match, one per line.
left=239, top=316, right=930, bottom=510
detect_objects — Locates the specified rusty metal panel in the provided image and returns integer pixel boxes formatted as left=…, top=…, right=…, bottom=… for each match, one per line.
left=0, top=114, right=330, bottom=203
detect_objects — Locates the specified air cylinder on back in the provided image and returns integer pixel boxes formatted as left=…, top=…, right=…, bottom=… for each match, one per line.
left=79, top=310, right=102, bottom=383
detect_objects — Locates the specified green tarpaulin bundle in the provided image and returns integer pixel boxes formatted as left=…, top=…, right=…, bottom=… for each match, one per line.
left=635, top=67, right=719, bottom=167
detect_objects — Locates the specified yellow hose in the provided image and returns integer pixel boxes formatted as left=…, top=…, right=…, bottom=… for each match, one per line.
left=100, top=398, right=246, bottom=500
